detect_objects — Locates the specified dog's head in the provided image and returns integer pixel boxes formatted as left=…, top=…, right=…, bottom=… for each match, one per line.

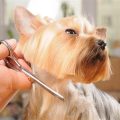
left=15, top=7, right=111, bottom=83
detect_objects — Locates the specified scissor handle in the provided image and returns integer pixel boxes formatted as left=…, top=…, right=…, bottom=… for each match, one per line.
left=0, top=40, right=22, bottom=71
left=4, top=56, right=22, bottom=71
left=0, top=40, right=14, bottom=56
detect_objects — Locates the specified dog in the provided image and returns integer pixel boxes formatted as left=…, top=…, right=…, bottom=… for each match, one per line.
left=14, top=6, right=120, bottom=120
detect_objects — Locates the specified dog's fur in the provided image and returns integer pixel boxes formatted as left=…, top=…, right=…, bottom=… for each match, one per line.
left=14, top=7, right=120, bottom=120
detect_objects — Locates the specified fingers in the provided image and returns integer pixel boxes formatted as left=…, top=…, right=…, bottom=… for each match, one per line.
left=0, top=39, right=17, bottom=60
left=0, top=39, right=32, bottom=91
left=0, top=66, right=32, bottom=91
left=0, top=39, right=28, bottom=59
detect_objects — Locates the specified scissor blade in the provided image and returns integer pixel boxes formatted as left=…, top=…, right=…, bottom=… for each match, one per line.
left=21, top=68, right=64, bottom=101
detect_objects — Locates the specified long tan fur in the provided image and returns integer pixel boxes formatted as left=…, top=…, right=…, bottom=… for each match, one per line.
left=14, top=6, right=120, bottom=120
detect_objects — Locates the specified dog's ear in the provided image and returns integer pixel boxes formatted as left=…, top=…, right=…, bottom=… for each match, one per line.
left=14, top=6, right=45, bottom=37
left=96, top=27, right=107, bottom=39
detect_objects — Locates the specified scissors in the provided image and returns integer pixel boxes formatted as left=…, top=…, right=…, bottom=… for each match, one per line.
left=0, top=40, right=64, bottom=101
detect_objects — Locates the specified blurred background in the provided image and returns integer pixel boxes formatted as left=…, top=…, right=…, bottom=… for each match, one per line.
left=0, top=0, right=120, bottom=119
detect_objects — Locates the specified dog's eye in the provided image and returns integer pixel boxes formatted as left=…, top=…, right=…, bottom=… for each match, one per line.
left=65, top=29, right=77, bottom=35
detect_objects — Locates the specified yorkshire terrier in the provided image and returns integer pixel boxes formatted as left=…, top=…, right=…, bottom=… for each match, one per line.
left=14, top=7, right=120, bottom=120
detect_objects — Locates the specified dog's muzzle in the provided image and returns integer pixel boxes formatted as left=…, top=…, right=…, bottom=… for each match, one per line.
left=97, top=39, right=106, bottom=50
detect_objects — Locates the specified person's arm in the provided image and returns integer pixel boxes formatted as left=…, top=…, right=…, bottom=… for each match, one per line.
left=0, top=39, right=32, bottom=111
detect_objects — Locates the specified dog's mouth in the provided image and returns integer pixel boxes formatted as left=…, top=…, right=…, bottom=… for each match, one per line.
left=91, top=42, right=107, bottom=63
left=92, top=52, right=105, bottom=62
left=85, top=40, right=107, bottom=65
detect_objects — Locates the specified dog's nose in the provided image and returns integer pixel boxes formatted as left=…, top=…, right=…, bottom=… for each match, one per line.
left=97, top=39, right=106, bottom=50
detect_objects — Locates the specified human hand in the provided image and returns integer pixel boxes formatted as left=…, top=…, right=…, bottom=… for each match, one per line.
left=0, top=39, right=32, bottom=110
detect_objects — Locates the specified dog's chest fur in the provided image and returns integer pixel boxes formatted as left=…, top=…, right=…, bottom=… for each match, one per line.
left=24, top=80, right=120, bottom=120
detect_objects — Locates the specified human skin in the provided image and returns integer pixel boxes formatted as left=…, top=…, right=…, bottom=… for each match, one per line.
left=0, top=39, right=32, bottom=110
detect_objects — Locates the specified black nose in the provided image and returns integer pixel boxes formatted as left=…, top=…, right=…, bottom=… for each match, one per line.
left=97, top=40, right=106, bottom=50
